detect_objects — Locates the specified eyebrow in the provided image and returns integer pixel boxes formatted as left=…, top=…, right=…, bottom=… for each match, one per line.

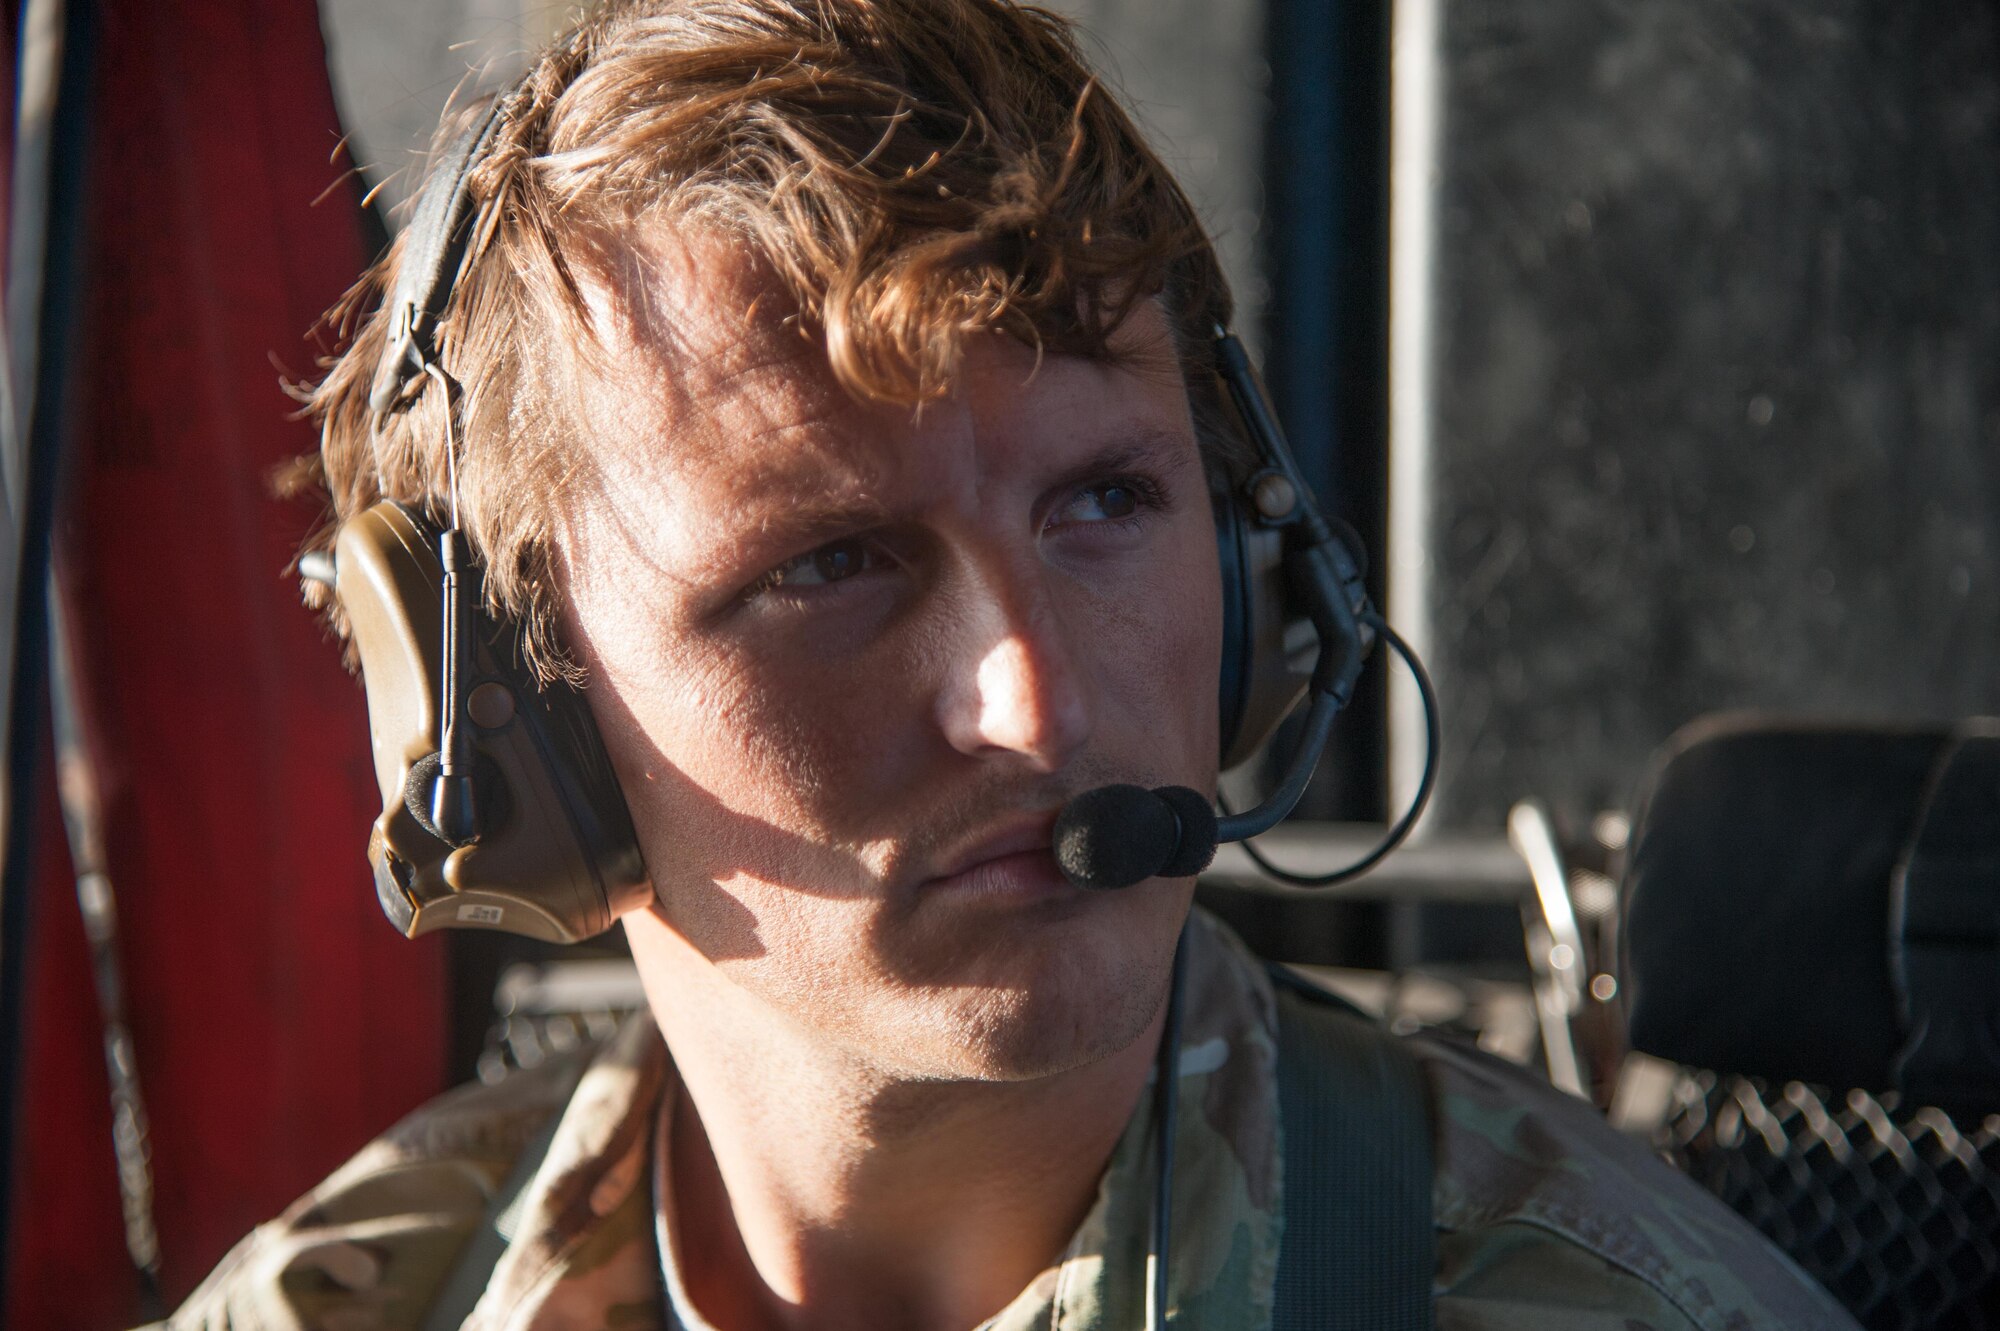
left=739, top=492, right=899, bottom=561
left=718, top=425, right=1192, bottom=571
left=1034, top=429, right=1189, bottom=508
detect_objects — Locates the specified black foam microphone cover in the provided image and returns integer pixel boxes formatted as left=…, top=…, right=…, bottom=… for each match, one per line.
left=1153, top=785, right=1219, bottom=878
left=1053, top=784, right=1218, bottom=890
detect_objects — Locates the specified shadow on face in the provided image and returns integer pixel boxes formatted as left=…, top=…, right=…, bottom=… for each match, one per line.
left=553, top=231, right=1220, bottom=1079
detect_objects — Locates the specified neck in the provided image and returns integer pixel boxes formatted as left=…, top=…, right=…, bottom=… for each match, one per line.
left=627, top=911, right=1165, bottom=1331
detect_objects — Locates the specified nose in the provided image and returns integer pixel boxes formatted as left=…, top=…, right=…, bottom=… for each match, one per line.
left=936, top=567, right=1092, bottom=773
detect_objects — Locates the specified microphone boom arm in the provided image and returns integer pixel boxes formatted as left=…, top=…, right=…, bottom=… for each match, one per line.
left=1215, top=688, right=1343, bottom=843
left=1210, top=328, right=1441, bottom=882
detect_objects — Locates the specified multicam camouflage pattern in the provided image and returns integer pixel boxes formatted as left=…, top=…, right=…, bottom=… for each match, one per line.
left=154, top=911, right=1856, bottom=1330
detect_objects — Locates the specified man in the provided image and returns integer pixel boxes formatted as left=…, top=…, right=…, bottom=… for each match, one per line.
left=163, top=1, right=1856, bottom=1327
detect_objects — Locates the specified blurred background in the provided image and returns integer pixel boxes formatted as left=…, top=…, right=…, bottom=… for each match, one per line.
left=3, top=0, right=1997, bottom=1327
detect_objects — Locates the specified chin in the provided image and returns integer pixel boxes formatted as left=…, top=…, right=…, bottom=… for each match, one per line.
left=869, top=881, right=1190, bottom=1082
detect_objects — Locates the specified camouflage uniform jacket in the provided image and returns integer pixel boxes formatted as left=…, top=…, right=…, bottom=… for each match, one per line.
left=159, top=911, right=1857, bottom=1331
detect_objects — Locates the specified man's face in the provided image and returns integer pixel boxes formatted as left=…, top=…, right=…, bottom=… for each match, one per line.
left=555, top=234, right=1221, bottom=1080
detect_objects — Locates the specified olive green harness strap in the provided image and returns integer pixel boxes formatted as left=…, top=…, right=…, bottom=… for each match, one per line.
left=1270, top=969, right=1437, bottom=1331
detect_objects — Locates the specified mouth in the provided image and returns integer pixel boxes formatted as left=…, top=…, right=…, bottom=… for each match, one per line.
left=919, top=811, right=1073, bottom=903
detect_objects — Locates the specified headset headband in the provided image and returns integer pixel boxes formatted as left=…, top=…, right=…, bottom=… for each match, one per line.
left=368, top=93, right=515, bottom=416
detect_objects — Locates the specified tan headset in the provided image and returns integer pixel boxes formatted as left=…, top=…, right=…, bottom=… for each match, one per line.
left=316, top=99, right=1358, bottom=944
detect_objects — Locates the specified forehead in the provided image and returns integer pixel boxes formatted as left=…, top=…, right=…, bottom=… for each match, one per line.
left=560, top=227, right=1191, bottom=555
left=574, top=231, right=858, bottom=485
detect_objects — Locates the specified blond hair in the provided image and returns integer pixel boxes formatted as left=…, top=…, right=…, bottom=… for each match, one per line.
left=299, top=0, right=1235, bottom=679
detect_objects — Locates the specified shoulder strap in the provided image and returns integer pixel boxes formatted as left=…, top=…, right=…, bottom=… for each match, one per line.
left=1269, top=968, right=1436, bottom=1331
left=420, top=1102, right=565, bottom=1331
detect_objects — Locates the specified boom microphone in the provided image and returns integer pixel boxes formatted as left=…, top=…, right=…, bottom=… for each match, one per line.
left=1054, top=785, right=1218, bottom=890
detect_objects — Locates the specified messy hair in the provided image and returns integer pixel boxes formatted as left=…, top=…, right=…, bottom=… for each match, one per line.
left=298, top=0, right=1235, bottom=680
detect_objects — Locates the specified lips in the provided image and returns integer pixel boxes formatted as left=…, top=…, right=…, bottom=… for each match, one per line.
left=919, top=811, right=1071, bottom=901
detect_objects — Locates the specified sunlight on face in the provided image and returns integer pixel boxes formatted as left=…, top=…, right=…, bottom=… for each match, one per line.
left=555, top=231, right=1221, bottom=1080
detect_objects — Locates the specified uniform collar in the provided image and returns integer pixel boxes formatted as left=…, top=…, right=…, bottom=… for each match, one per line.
left=475, top=910, right=1284, bottom=1331
left=463, top=1011, right=671, bottom=1331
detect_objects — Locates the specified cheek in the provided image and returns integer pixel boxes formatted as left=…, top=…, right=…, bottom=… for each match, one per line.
left=584, top=617, right=922, bottom=870
left=575, top=638, right=889, bottom=969
left=694, top=627, right=939, bottom=820
left=1164, top=543, right=1225, bottom=767
left=587, top=632, right=949, bottom=1043
left=1087, top=514, right=1225, bottom=776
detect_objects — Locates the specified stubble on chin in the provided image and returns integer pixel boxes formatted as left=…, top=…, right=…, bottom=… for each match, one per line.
left=837, top=886, right=1188, bottom=1084
left=644, top=752, right=1198, bottom=1088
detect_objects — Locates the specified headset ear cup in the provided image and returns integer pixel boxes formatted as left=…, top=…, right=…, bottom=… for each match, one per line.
left=1214, top=490, right=1316, bottom=773
left=336, top=501, right=651, bottom=942
left=1213, top=487, right=1254, bottom=763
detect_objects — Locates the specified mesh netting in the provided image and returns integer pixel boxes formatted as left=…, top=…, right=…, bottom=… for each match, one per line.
left=1660, top=1071, right=2000, bottom=1330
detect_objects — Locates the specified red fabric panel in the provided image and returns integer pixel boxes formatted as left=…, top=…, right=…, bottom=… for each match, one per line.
left=9, top=760, right=129, bottom=1329
left=6, top=2, right=448, bottom=1325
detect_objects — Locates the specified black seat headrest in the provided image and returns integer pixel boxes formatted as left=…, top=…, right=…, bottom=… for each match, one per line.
left=1620, top=714, right=1995, bottom=1098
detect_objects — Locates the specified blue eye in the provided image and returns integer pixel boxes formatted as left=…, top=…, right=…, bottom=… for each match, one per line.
left=1050, top=480, right=1151, bottom=529
left=1087, top=484, right=1141, bottom=519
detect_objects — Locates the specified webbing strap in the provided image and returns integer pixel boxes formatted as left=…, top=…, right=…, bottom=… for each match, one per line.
left=1270, top=970, right=1436, bottom=1331
left=420, top=1103, right=564, bottom=1331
